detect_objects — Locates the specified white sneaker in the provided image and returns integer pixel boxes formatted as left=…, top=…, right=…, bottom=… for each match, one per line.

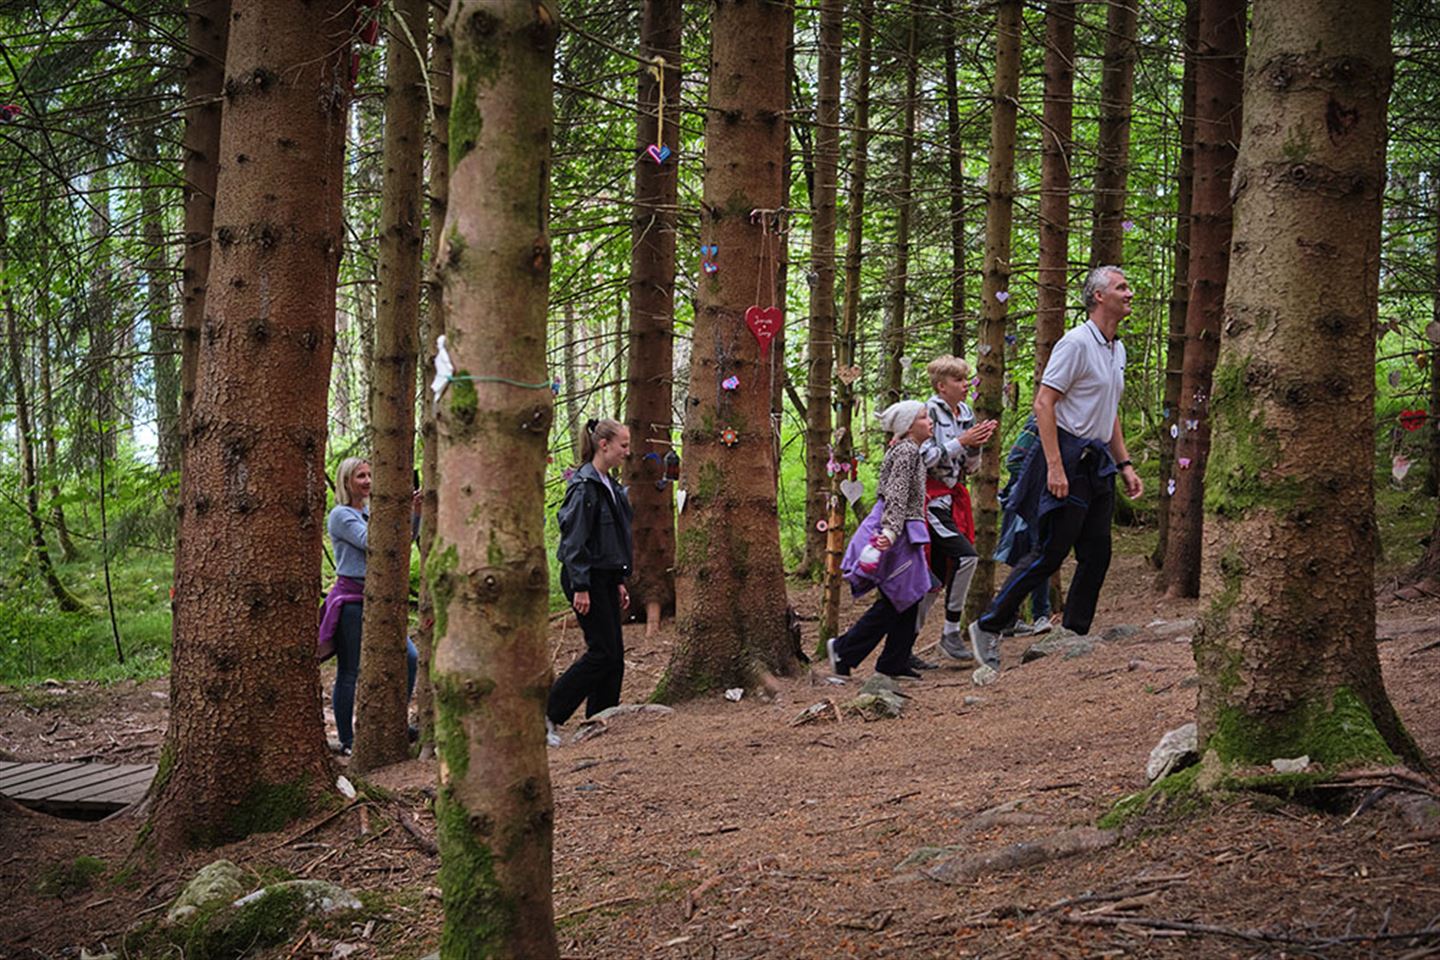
left=826, top=637, right=850, bottom=677
left=1027, top=615, right=1053, bottom=635
left=545, top=718, right=561, bottom=748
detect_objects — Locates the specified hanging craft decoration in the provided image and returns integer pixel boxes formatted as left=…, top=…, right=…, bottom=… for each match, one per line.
left=1167, top=478, right=1176, bottom=496
left=1418, top=352, right=1430, bottom=369
left=550, top=377, right=562, bottom=396
left=431, top=335, right=455, bottom=401
left=722, top=375, right=739, bottom=391
left=840, top=478, right=864, bottom=505
left=836, top=365, right=862, bottom=385
left=665, top=450, right=681, bottom=481
left=1185, top=419, right=1199, bottom=431
left=1170, top=424, right=1179, bottom=439
left=1178, top=457, right=1192, bottom=469
left=1004, top=333, right=1017, bottom=347
left=1388, top=368, right=1403, bottom=388
left=745, top=306, right=782, bottom=358
left=562, top=467, right=576, bottom=480
left=720, top=427, right=739, bottom=447
left=978, top=344, right=992, bottom=355
left=701, top=244, right=718, bottom=275
left=745, top=208, right=785, bottom=358
left=816, top=520, right=829, bottom=532
left=645, top=55, right=671, bottom=165
left=1399, top=408, right=1428, bottom=431
left=676, top=489, right=688, bottom=513
left=995, top=290, right=1009, bottom=303
left=899, top=355, right=913, bottom=376
left=1393, top=455, right=1412, bottom=482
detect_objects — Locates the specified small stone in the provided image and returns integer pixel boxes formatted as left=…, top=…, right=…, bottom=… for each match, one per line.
left=232, top=879, right=362, bottom=915
left=1146, top=723, right=1198, bottom=782
left=1060, top=638, right=1096, bottom=660
left=167, top=859, right=246, bottom=924
left=1127, top=659, right=1163, bottom=672
left=1271, top=755, right=1311, bottom=774
left=845, top=691, right=905, bottom=719
left=331, top=944, right=362, bottom=959
left=1101, top=624, right=1140, bottom=642
left=1150, top=618, right=1198, bottom=639
left=962, top=696, right=984, bottom=707
left=972, top=664, right=999, bottom=687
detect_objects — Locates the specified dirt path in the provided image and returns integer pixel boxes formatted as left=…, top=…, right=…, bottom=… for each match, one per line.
left=3, top=544, right=1439, bottom=958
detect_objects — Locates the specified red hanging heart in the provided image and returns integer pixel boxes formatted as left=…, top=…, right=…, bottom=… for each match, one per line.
left=744, top=305, right=782, bottom=358
left=1399, top=408, right=1428, bottom=431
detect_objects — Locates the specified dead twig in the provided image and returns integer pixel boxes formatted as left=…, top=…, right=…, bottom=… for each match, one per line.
left=397, top=808, right=439, bottom=856
left=554, top=895, right=639, bottom=922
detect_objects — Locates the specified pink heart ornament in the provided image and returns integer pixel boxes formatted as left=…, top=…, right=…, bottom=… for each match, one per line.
left=646, top=143, right=671, bottom=164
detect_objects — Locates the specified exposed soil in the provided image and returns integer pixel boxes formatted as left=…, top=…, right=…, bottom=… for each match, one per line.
left=3, top=535, right=1439, bottom=959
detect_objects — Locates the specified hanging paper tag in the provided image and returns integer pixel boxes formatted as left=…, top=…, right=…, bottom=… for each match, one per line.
left=744, top=305, right=782, bottom=357
left=676, top=489, right=688, bottom=513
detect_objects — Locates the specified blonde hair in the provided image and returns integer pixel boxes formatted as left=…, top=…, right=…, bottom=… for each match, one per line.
left=580, top=418, right=625, bottom=465
left=927, top=355, right=972, bottom=390
left=335, top=457, right=369, bottom=508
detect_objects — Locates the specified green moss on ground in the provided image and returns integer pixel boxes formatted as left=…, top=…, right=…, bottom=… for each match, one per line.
left=1207, top=687, right=1398, bottom=768
left=220, top=778, right=313, bottom=844
left=34, top=856, right=107, bottom=898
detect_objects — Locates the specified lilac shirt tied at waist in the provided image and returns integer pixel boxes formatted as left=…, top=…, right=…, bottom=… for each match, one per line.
left=840, top=501, right=937, bottom=612
left=317, top=575, right=365, bottom=661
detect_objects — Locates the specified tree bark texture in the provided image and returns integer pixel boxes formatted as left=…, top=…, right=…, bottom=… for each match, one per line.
left=39, top=313, right=77, bottom=562
left=1035, top=0, right=1075, bottom=382
left=1196, top=0, right=1420, bottom=769
left=150, top=0, right=351, bottom=850
left=660, top=0, right=796, bottom=700
left=802, top=0, right=842, bottom=579
left=354, top=0, right=427, bottom=774
left=1089, top=0, right=1138, bottom=268
left=179, top=0, right=229, bottom=437
left=964, top=0, right=1021, bottom=627
left=882, top=15, right=919, bottom=409
left=1153, top=0, right=1200, bottom=572
left=1428, top=177, right=1440, bottom=498
left=139, top=122, right=181, bottom=478
left=623, top=0, right=681, bottom=619
left=430, top=2, right=560, bottom=955
left=86, top=164, right=117, bottom=462
left=820, top=0, right=873, bottom=646
left=944, top=0, right=967, bottom=358
left=414, top=1, right=453, bottom=759
left=1161, top=0, right=1244, bottom=599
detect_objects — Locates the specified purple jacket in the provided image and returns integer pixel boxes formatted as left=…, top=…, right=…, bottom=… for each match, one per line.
left=841, top=501, right=936, bottom=611
left=317, top=575, right=365, bottom=661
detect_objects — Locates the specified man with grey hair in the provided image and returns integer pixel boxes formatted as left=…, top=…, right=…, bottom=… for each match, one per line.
left=966, top=265, right=1144, bottom=684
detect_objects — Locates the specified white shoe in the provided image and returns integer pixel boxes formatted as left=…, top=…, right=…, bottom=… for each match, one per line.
left=545, top=719, right=561, bottom=748
left=1027, top=615, right=1053, bottom=635
left=968, top=620, right=1001, bottom=671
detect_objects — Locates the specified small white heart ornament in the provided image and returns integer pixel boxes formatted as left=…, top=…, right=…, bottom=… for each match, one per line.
left=840, top=479, right=864, bottom=504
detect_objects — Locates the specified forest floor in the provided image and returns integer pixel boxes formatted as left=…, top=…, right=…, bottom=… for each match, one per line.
left=3, top=530, right=1440, bottom=959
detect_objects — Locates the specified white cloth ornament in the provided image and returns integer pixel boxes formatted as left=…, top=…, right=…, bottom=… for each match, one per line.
left=431, top=335, right=454, bottom=402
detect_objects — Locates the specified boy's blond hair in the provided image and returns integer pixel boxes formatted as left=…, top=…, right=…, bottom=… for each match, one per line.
left=926, top=355, right=972, bottom=390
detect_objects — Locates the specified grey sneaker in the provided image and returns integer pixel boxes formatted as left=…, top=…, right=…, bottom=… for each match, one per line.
left=939, top=627, right=974, bottom=662
left=1025, top=615, right=1053, bottom=636
left=968, top=620, right=1001, bottom=671
left=545, top=719, right=561, bottom=748
left=826, top=637, right=850, bottom=677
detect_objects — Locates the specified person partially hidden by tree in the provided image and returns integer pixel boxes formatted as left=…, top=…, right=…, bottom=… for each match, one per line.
left=826, top=400, right=939, bottom=681
left=547, top=418, right=634, bottom=747
left=966, top=265, right=1144, bottom=685
left=914, top=355, right=998, bottom=669
left=993, top=414, right=1055, bottom=636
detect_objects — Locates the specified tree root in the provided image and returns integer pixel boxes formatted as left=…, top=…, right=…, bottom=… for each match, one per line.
left=920, top=826, right=1117, bottom=884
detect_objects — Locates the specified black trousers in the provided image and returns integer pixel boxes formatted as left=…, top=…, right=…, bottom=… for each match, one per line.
left=978, top=478, right=1115, bottom=636
left=928, top=529, right=978, bottom=625
left=833, top=593, right=920, bottom=675
left=548, top=568, right=625, bottom=725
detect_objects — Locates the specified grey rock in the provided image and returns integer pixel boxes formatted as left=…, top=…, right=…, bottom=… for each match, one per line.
left=846, top=679, right=906, bottom=719
left=971, top=664, right=999, bottom=687
left=860, top=674, right=903, bottom=696
left=167, top=859, right=246, bottom=924
left=232, top=879, right=362, bottom=915
left=1149, top=618, right=1198, bottom=639
left=1021, top=629, right=1094, bottom=663
left=1270, top=755, right=1311, bottom=774
left=962, top=696, right=984, bottom=707
left=1061, top=638, right=1096, bottom=660
left=573, top=703, right=675, bottom=742
left=1101, top=624, right=1140, bottom=642
left=1146, top=722, right=1198, bottom=783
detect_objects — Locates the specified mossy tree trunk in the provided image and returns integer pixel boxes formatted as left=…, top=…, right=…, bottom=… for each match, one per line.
left=623, top=0, right=681, bottom=626
left=819, top=0, right=873, bottom=646
left=1089, top=0, right=1137, bottom=268
left=1035, top=0, right=1074, bottom=380
left=1196, top=0, right=1422, bottom=770
left=881, top=14, right=918, bottom=409
left=354, top=0, right=427, bottom=774
left=802, top=0, right=842, bottom=580
left=414, top=3, right=453, bottom=760
left=1161, top=0, right=1245, bottom=599
left=430, top=2, right=560, bottom=955
left=1427, top=177, right=1440, bottom=499
left=944, top=0, right=967, bottom=358
left=659, top=0, right=796, bottom=700
left=150, top=0, right=351, bottom=850
left=1153, top=0, right=1199, bottom=572
left=964, top=0, right=1021, bottom=628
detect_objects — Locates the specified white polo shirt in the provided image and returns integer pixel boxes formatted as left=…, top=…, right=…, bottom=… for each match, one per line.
left=1040, top=319, right=1125, bottom=443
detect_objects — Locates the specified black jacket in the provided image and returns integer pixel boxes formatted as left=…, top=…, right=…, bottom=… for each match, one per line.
left=557, top=462, right=634, bottom=593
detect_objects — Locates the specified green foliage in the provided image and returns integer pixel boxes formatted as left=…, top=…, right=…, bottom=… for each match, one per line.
left=34, top=855, right=108, bottom=898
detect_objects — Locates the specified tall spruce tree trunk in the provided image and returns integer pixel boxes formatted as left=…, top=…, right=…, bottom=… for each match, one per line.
left=624, top=0, right=681, bottom=626
left=882, top=15, right=919, bottom=408
left=139, top=122, right=181, bottom=477
left=354, top=0, right=426, bottom=774
left=150, top=0, right=351, bottom=850
left=39, top=300, right=78, bottom=561
left=179, top=0, right=228, bottom=438
left=659, top=0, right=796, bottom=700
left=414, top=1, right=453, bottom=760
left=944, top=0, right=968, bottom=358
left=562, top=302, right=582, bottom=464
left=86, top=164, right=116, bottom=463
left=1089, top=0, right=1138, bottom=267
left=1196, top=0, right=1420, bottom=769
left=820, top=0, right=873, bottom=645
left=802, top=0, right=842, bottom=579
left=1036, top=0, right=1075, bottom=379
left=1427, top=178, right=1440, bottom=499
left=1161, top=0, right=1244, bottom=598
left=1153, top=0, right=1199, bottom=571
left=430, top=3, right=560, bottom=953
left=964, top=0, right=1022, bottom=627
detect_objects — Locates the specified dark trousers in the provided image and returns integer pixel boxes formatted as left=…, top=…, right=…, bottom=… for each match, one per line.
left=548, top=568, right=625, bottom=725
left=833, top=593, right=920, bottom=675
left=979, top=479, right=1115, bottom=636
left=333, top=601, right=419, bottom=750
left=929, top=530, right=977, bottom=626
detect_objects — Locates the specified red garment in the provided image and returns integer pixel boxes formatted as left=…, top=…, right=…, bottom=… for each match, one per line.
left=925, top=477, right=975, bottom=542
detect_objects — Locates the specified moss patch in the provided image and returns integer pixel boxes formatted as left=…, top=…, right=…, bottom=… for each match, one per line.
left=35, top=855, right=107, bottom=898
left=1206, top=687, right=1398, bottom=768
left=221, top=778, right=313, bottom=842
left=1097, top=765, right=1208, bottom=830
left=435, top=784, right=513, bottom=957
left=1203, top=357, right=1301, bottom=517
left=427, top=543, right=459, bottom=640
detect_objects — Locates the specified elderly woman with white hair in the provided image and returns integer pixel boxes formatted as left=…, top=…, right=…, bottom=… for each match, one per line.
left=826, top=399, right=939, bottom=681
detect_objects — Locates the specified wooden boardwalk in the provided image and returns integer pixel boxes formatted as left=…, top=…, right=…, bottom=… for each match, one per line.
left=0, top=760, right=155, bottom=817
